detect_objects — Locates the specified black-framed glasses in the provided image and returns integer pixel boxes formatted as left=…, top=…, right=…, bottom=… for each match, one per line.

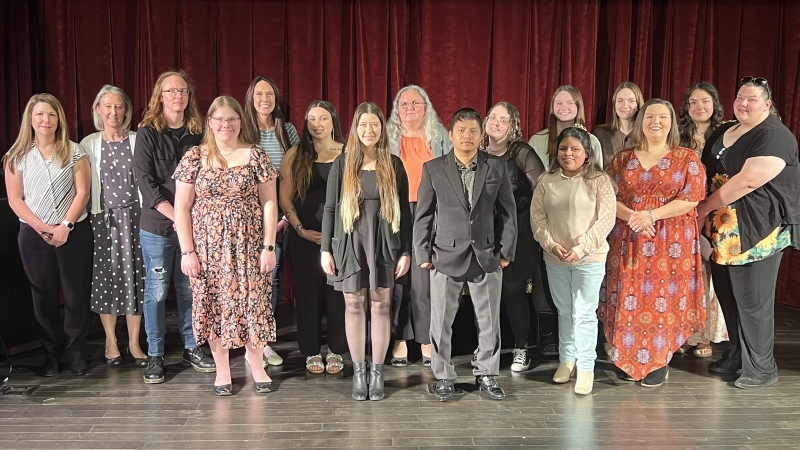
left=740, top=76, right=771, bottom=97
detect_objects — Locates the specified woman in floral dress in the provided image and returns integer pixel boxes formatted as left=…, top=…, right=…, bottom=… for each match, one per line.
left=600, top=99, right=707, bottom=387
left=174, top=96, right=278, bottom=396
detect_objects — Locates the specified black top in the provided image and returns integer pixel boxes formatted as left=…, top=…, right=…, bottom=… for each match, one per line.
left=502, top=143, right=545, bottom=282
left=321, top=153, right=412, bottom=282
left=701, top=116, right=800, bottom=252
left=133, top=125, right=203, bottom=236
left=292, top=161, right=333, bottom=232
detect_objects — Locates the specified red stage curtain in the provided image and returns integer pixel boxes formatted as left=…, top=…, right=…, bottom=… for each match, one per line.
left=3, top=0, right=800, bottom=308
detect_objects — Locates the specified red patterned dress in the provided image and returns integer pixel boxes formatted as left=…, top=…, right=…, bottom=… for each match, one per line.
left=600, top=147, right=707, bottom=379
left=173, top=146, right=277, bottom=349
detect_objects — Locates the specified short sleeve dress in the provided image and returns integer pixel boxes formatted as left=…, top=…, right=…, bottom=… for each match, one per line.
left=173, top=146, right=278, bottom=349
left=600, top=147, right=708, bottom=379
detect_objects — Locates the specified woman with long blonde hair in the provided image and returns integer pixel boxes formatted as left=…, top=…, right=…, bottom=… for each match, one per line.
left=321, top=102, right=412, bottom=401
left=174, top=95, right=278, bottom=396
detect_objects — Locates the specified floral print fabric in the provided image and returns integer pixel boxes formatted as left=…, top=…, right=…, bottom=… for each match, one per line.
left=173, top=146, right=277, bottom=349
left=600, top=147, right=707, bottom=380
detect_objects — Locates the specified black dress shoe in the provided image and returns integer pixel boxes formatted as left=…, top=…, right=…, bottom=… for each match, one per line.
left=70, top=352, right=89, bottom=376
left=106, top=355, right=123, bottom=366
left=709, top=356, right=743, bottom=374
left=434, top=379, right=455, bottom=402
left=42, top=353, right=60, bottom=377
left=214, top=384, right=233, bottom=396
left=641, top=365, right=669, bottom=387
left=390, top=356, right=408, bottom=367
left=128, top=347, right=149, bottom=367
left=734, top=374, right=778, bottom=389
left=183, top=348, right=216, bottom=373
left=143, top=356, right=165, bottom=384
left=254, top=382, right=273, bottom=393
left=476, top=375, right=506, bottom=400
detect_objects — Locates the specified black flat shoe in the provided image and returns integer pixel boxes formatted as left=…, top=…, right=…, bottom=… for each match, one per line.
left=106, top=355, right=123, bottom=366
left=214, top=384, right=233, bottom=396
left=254, top=382, right=273, bottom=393
left=641, top=366, right=669, bottom=387
left=422, top=356, right=432, bottom=367
left=42, top=353, right=60, bottom=377
left=128, top=348, right=149, bottom=367
left=734, top=374, right=778, bottom=389
left=70, top=352, right=89, bottom=376
left=390, top=356, right=408, bottom=367
left=475, top=375, right=506, bottom=400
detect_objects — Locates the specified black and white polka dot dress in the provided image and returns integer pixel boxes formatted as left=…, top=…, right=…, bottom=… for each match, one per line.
left=90, top=137, right=144, bottom=316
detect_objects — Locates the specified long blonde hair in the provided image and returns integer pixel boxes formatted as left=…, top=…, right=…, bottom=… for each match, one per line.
left=139, top=70, right=203, bottom=134
left=546, top=85, right=588, bottom=161
left=200, top=96, right=257, bottom=169
left=3, top=93, right=71, bottom=172
left=341, top=102, right=400, bottom=233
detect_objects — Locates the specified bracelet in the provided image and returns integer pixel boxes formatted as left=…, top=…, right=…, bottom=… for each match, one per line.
left=648, top=210, right=655, bottom=225
left=181, top=250, right=196, bottom=256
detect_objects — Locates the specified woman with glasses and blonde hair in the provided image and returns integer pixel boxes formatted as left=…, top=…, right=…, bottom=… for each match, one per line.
left=174, top=95, right=279, bottom=396
left=386, top=85, right=451, bottom=367
left=479, top=101, right=544, bottom=371
left=80, top=85, right=147, bottom=367
left=601, top=99, right=707, bottom=387
left=321, top=102, right=412, bottom=400
left=697, top=77, right=800, bottom=389
left=593, top=81, right=644, bottom=167
left=133, top=69, right=215, bottom=384
left=4, top=93, right=92, bottom=376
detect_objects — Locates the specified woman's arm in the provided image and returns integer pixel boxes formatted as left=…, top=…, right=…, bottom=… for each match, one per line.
left=320, top=157, right=341, bottom=276
left=4, top=163, right=51, bottom=234
left=49, top=155, right=91, bottom=247
left=530, top=181, right=557, bottom=255
left=174, top=180, right=198, bottom=277
left=258, top=178, right=278, bottom=273
left=698, top=156, right=786, bottom=218
left=572, top=177, right=617, bottom=259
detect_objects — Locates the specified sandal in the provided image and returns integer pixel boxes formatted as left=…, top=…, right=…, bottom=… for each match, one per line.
left=675, top=344, right=689, bottom=355
left=693, top=346, right=713, bottom=358
left=306, top=354, right=325, bottom=374
left=325, top=353, right=344, bottom=374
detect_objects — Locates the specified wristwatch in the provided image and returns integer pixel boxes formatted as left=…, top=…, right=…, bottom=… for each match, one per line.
left=61, top=220, right=74, bottom=230
left=262, top=244, right=275, bottom=251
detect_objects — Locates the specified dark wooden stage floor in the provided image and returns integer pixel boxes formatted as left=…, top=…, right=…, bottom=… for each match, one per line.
left=2, top=304, right=800, bottom=449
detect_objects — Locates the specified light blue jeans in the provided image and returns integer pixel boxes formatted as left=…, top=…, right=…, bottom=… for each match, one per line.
left=545, top=262, right=605, bottom=373
left=140, top=230, right=196, bottom=356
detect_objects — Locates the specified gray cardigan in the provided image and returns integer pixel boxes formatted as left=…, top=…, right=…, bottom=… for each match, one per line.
left=390, top=123, right=453, bottom=159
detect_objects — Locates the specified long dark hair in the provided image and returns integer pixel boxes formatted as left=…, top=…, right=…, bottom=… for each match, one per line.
left=291, top=101, right=345, bottom=201
left=678, top=82, right=724, bottom=151
left=549, top=126, right=615, bottom=196
left=243, top=76, right=292, bottom=153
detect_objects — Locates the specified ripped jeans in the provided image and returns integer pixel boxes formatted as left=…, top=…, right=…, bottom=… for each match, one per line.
left=140, top=230, right=196, bottom=356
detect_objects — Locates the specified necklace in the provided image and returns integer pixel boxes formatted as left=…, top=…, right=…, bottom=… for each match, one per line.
left=220, top=148, right=237, bottom=158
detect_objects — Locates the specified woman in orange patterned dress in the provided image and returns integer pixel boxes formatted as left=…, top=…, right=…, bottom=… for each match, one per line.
left=600, top=99, right=707, bottom=386
left=174, top=96, right=278, bottom=396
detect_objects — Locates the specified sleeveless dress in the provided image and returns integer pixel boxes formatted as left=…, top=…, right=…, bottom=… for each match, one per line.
left=173, top=146, right=277, bottom=348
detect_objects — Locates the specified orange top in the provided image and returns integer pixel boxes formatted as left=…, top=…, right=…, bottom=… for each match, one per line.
left=399, top=136, right=433, bottom=202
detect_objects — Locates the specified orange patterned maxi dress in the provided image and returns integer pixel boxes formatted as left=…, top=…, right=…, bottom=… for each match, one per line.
left=173, top=146, right=277, bottom=349
left=599, top=147, right=707, bottom=379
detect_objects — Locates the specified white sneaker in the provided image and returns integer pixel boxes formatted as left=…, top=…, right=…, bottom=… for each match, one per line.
left=263, top=345, right=284, bottom=366
left=470, top=347, right=479, bottom=368
left=510, top=348, right=530, bottom=372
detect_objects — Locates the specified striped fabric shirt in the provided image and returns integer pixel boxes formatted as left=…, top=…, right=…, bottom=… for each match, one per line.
left=16, top=141, right=88, bottom=225
left=258, top=122, right=300, bottom=170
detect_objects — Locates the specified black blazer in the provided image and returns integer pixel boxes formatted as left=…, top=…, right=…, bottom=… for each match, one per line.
left=320, top=153, right=412, bottom=282
left=414, top=150, right=517, bottom=278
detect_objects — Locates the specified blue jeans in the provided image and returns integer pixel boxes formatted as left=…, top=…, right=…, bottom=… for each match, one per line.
left=545, top=262, right=605, bottom=373
left=140, top=230, right=196, bottom=356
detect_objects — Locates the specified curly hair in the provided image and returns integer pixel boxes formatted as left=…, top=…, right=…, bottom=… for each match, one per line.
left=479, top=102, right=525, bottom=157
left=386, top=85, right=444, bottom=148
left=678, top=82, right=724, bottom=152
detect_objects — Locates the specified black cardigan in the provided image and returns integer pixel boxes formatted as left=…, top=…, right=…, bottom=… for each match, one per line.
left=701, top=116, right=800, bottom=252
left=320, top=153, right=412, bottom=282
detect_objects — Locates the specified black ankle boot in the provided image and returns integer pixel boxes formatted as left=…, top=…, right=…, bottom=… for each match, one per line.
left=369, top=363, right=385, bottom=401
left=352, top=362, right=368, bottom=401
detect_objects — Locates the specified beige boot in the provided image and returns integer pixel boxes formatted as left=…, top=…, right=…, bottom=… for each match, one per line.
left=574, top=371, right=594, bottom=395
left=553, top=361, right=576, bottom=383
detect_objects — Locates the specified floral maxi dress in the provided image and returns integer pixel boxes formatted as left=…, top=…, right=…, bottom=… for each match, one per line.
left=173, top=146, right=277, bottom=348
left=599, top=147, right=707, bottom=379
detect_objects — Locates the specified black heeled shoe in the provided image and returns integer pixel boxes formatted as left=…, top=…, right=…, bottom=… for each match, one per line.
left=254, top=381, right=274, bottom=393
left=106, top=355, right=123, bottom=366
left=127, top=347, right=148, bottom=367
left=214, top=384, right=233, bottom=396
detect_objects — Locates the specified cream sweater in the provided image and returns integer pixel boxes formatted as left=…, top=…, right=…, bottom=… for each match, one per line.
left=531, top=170, right=616, bottom=266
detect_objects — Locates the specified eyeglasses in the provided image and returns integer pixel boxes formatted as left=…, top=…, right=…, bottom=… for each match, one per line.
left=486, top=115, right=510, bottom=126
left=399, top=100, right=426, bottom=109
left=740, top=76, right=771, bottom=97
left=162, top=88, right=191, bottom=96
left=209, top=117, right=241, bottom=125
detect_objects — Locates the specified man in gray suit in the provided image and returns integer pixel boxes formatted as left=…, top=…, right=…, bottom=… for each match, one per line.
left=414, top=107, right=517, bottom=401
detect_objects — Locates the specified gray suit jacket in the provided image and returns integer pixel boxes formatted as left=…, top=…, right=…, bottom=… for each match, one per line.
left=414, top=150, right=517, bottom=278
left=390, top=123, right=453, bottom=159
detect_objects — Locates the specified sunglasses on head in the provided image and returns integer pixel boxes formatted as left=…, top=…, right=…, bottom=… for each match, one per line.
left=740, top=76, right=771, bottom=96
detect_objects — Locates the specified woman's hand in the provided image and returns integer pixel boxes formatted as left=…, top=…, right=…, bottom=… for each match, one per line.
left=49, top=224, right=70, bottom=247
left=627, top=210, right=654, bottom=234
left=321, top=251, right=336, bottom=276
left=395, top=255, right=411, bottom=279
left=551, top=243, right=569, bottom=259
left=560, top=249, right=579, bottom=263
left=260, top=249, right=277, bottom=273
left=181, top=253, right=200, bottom=278
left=303, top=229, right=322, bottom=245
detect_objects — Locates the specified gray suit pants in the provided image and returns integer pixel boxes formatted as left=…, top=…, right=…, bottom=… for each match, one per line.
left=429, top=254, right=502, bottom=380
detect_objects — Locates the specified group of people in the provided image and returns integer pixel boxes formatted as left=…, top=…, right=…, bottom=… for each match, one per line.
left=4, top=69, right=798, bottom=401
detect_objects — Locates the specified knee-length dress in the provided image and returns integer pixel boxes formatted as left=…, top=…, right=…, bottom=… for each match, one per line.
left=173, top=146, right=277, bottom=349
left=600, top=147, right=707, bottom=379
left=90, top=137, right=144, bottom=316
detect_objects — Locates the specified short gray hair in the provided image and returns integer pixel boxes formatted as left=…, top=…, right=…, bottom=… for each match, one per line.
left=386, top=85, right=443, bottom=147
left=91, top=84, right=133, bottom=133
